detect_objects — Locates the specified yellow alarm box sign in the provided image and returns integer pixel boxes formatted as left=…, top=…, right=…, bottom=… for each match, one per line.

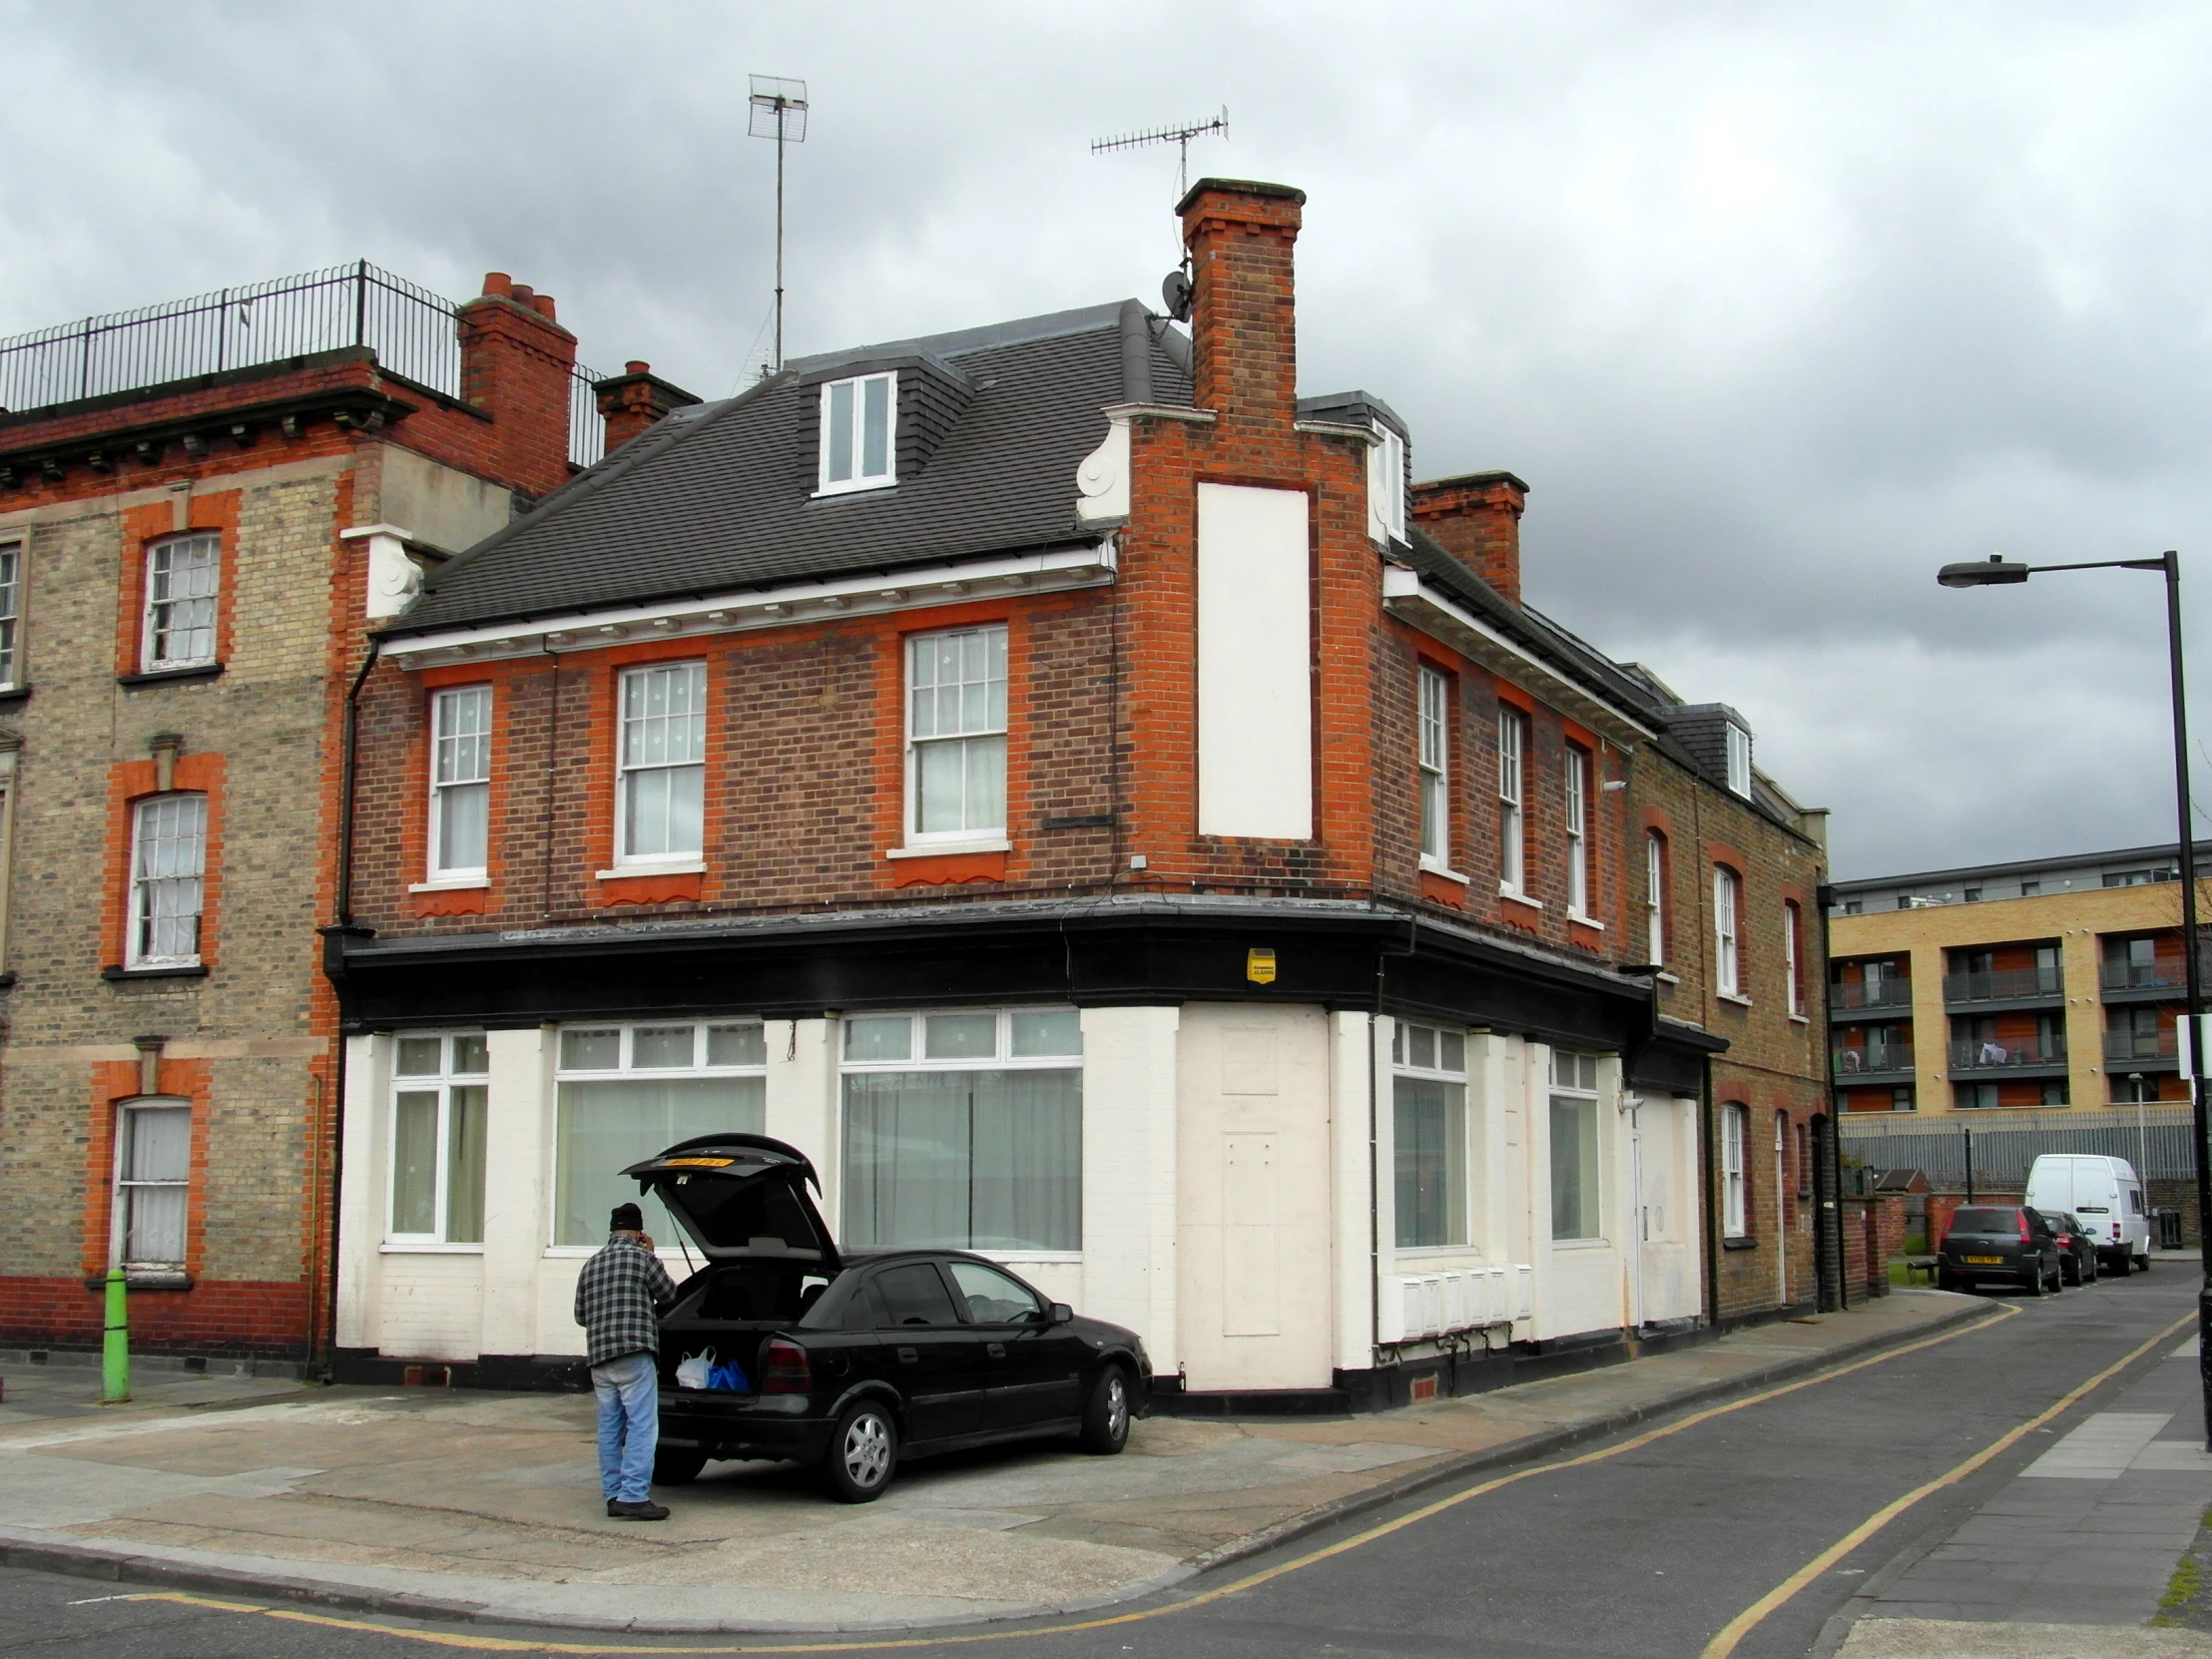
left=1246, top=947, right=1277, bottom=984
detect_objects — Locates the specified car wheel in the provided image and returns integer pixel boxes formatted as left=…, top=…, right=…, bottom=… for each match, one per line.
left=2111, top=1250, right=2131, bottom=1278
left=652, top=1447, right=707, bottom=1486
left=2062, top=1260, right=2079, bottom=1287
left=2138, top=1253, right=2152, bottom=1273
left=1936, top=1270, right=1958, bottom=1293
left=2048, top=1260, right=2063, bottom=1293
left=823, top=1400, right=897, bottom=1503
left=1078, top=1366, right=1133, bottom=1455
left=2027, top=1264, right=2046, bottom=1297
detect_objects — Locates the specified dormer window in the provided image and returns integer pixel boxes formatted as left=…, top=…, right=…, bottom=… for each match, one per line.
left=1369, top=422, right=1406, bottom=543
left=819, top=371, right=895, bottom=495
left=1725, top=723, right=1753, bottom=798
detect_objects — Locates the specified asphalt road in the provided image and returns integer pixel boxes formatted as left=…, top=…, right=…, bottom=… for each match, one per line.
left=1, top=1269, right=2199, bottom=1659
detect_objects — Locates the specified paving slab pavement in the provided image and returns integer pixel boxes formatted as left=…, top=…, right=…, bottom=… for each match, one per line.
left=0, top=1290, right=1989, bottom=1633
left=1830, top=1289, right=2212, bottom=1659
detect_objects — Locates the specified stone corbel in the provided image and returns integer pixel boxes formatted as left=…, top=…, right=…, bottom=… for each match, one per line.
left=1074, top=411, right=1131, bottom=527
left=341, top=523, right=424, bottom=621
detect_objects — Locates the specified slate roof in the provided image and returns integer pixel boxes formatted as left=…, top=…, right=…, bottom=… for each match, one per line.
left=389, top=301, right=1193, bottom=637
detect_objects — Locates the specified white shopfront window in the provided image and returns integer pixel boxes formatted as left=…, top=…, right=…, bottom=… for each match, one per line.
left=1549, top=1049, right=1602, bottom=1242
left=1392, top=1020, right=1468, bottom=1249
left=839, top=1008, right=1081, bottom=1255
left=552, top=1020, right=768, bottom=1246
left=388, top=1032, right=488, bottom=1245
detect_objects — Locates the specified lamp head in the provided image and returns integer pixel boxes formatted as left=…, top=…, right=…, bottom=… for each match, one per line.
left=1938, top=555, right=2030, bottom=588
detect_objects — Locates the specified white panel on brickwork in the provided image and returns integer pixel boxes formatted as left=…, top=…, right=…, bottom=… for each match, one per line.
left=1196, top=483, right=1311, bottom=839
left=1079, top=1006, right=1181, bottom=1373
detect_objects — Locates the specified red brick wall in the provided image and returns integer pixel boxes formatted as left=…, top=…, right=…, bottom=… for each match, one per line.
left=0, top=1276, right=309, bottom=1359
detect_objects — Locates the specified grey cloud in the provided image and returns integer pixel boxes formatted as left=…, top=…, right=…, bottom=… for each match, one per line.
left=3, top=0, right=2207, bottom=879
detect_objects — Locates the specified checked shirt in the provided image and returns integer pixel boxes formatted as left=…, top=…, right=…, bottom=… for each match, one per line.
left=574, top=1234, right=679, bottom=1367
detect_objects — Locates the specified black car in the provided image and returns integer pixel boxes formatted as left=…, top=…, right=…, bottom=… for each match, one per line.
left=2045, top=1210, right=2100, bottom=1287
left=1936, top=1204, right=2064, bottom=1296
left=626, top=1134, right=1151, bottom=1502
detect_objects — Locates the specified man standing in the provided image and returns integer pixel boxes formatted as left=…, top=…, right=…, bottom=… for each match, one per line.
left=575, top=1202, right=679, bottom=1520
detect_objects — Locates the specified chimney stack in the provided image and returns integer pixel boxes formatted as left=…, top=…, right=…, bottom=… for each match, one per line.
left=455, top=273, right=579, bottom=500
left=1177, top=179, right=1306, bottom=429
left=594, top=361, right=703, bottom=456
left=1410, top=472, right=1530, bottom=606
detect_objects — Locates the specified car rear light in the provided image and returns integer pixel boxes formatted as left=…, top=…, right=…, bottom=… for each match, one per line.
left=2113, top=1224, right=2123, bottom=1241
left=762, top=1339, right=813, bottom=1394
left=2019, top=1218, right=2033, bottom=1246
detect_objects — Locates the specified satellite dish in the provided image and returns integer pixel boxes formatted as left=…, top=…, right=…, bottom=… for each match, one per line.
left=1162, top=269, right=1193, bottom=322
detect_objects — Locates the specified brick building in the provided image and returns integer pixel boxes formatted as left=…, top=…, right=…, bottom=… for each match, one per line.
left=329, top=180, right=1836, bottom=1407
left=0, top=265, right=607, bottom=1366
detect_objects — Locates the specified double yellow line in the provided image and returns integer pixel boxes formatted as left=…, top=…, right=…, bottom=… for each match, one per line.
left=120, top=1301, right=2183, bottom=1658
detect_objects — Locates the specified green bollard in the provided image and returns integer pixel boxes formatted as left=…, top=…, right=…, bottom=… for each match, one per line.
left=100, top=1267, right=129, bottom=1404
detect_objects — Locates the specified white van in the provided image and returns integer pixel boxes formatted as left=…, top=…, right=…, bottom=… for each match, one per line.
left=2025, top=1155, right=2151, bottom=1275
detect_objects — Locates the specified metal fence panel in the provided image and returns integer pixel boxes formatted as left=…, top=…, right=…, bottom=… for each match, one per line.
left=1840, top=1107, right=2197, bottom=1186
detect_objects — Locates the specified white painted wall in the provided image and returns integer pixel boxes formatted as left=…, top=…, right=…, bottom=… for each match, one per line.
left=1329, top=1010, right=1375, bottom=1373
left=1079, top=1005, right=1181, bottom=1373
left=1196, top=482, right=1312, bottom=838
left=1175, top=1003, right=1334, bottom=1390
left=1527, top=1044, right=1633, bottom=1344
left=477, top=1027, right=552, bottom=1358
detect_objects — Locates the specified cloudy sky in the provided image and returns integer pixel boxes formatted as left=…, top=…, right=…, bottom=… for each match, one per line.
left=2, top=1, right=2206, bottom=879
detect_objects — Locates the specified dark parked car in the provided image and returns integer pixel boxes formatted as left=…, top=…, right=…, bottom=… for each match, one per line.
left=2045, top=1210, right=2100, bottom=1287
left=1937, top=1204, right=2064, bottom=1296
left=626, top=1134, right=1151, bottom=1502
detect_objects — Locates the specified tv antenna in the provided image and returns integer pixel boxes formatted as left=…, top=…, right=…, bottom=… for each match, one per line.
left=749, top=74, right=809, bottom=372
left=1091, top=107, right=1228, bottom=202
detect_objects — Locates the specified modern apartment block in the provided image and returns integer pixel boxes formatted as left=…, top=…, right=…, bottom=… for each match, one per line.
left=0, top=264, right=640, bottom=1366
left=1828, top=841, right=2212, bottom=1115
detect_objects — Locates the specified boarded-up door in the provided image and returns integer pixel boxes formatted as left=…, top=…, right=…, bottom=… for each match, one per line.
left=1177, top=1005, right=1333, bottom=1390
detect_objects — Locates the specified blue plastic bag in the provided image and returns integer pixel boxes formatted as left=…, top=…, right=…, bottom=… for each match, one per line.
left=707, top=1360, right=751, bottom=1392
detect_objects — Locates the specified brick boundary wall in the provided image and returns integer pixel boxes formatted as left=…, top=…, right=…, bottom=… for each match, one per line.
left=0, top=1276, right=310, bottom=1359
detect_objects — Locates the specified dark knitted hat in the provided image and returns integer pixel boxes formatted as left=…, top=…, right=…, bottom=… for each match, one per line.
left=610, top=1203, right=644, bottom=1233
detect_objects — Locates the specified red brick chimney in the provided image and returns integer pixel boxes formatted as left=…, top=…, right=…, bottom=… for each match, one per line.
left=1410, top=472, right=1530, bottom=605
left=456, top=273, right=578, bottom=498
left=1176, top=179, right=1306, bottom=429
left=594, top=360, right=702, bottom=455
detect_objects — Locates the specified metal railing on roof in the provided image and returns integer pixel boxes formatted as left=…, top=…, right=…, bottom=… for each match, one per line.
left=0, top=261, right=607, bottom=471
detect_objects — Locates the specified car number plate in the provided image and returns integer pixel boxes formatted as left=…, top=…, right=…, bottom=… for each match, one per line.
left=1965, top=1255, right=2002, bottom=1265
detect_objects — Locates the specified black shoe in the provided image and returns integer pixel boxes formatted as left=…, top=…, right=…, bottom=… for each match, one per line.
left=605, top=1497, right=621, bottom=1516
left=608, top=1498, right=669, bottom=1521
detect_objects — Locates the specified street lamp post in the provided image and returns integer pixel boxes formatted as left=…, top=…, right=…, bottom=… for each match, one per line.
left=1937, top=550, right=2211, bottom=1445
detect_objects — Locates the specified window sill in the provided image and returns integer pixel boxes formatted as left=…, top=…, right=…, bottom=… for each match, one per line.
left=1721, top=1236, right=1758, bottom=1252
left=888, top=838, right=1011, bottom=859
left=811, top=478, right=897, bottom=500
left=1717, top=990, right=1755, bottom=1008
left=1655, top=970, right=1680, bottom=985
left=596, top=861, right=705, bottom=879
left=1499, top=887, right=1543, bottom=911
left=0, top=684, right=30, bottom=707
left=409, top=877, right=490, bottom=893
left=1393, top=1244, right=1483, bottom=1262
left=119, top=663, right=223, bottom=689
left=1788, top=1012, right=1811, bottom=1026
left=378, top=1242, right=485, bottom=1255
left=102, top=963, right=209, bottom=981
left=1550, top=1237, right=1610, bottom=1251
left=1419, top=859, right=1470, bottom=885
left=1567, top=911, right=1605, bottom=930
left=87, top=1270, right=192, bottom=1290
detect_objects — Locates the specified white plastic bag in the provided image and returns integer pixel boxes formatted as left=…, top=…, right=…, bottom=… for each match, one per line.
left=675, top=1349, right=714, bottom=1390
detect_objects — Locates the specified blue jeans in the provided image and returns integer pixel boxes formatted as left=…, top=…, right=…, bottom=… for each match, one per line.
left=592, top=1352, right=659, bottom=1503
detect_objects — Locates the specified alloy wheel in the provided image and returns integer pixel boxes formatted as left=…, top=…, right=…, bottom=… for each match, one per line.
left=1105, top=1373, right=1130, bottom=1441
left=842, top=1412, right=892, bottom=1489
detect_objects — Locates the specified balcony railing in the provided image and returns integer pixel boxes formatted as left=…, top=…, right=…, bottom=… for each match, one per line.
left=0, top=261, right=607, bottom=470
left=1942, top=967, right=2063, bottom=1004
left=2104, top=1029, right=2179, bottom=1064
left=1948, top=1037, right=2068, bottom=1071
left=2100, top=960, right=2184, bottom=993
left=1833, top=1043, right=1915, bottom=1078
left=1830, top=979, right=1913, bottom=1012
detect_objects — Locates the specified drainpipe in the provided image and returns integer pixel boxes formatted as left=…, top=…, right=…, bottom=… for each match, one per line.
left=1700, top=1055, right=1720, bottom=1332
left=1369, top=913, right=1417, bottom=1392
left=320, top=638, right=378, bottom=1380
